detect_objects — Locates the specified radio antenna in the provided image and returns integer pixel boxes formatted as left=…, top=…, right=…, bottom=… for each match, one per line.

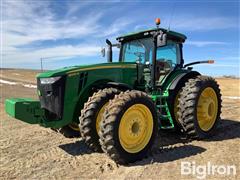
left=168, top=2, right=176, bottom=31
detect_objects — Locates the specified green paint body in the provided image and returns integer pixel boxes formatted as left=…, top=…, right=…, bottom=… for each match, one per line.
left=5, top=62, right=141, bottom=128
left=4, top=28, right=189, bottom=129
left=5, top=62, right=187, bottom=129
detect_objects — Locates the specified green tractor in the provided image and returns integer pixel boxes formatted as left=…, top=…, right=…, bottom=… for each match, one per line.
left=5, top=19, right=222, bottom=164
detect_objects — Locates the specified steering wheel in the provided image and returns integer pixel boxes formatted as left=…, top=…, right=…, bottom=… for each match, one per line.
left=134, top=52, right=145, bottom=63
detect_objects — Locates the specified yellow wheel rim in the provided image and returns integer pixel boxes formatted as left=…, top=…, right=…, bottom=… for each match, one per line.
left=174, top=91, right=181, bottom=121
left=197, top=87, right=218, bottom=131
left=68, top=123, right=80, bottom=131
left=96, top=103, right=108, bottom=135
left=119, top=104, right=153, bottom=153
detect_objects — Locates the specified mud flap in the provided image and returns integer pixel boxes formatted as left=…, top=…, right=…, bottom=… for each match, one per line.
left=5, top=98, right=45, bottom=124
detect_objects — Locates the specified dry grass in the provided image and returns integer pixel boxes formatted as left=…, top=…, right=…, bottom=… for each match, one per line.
left=216, top=78, right=240, bottom=97
left=0, top=69, right=41, bottom=84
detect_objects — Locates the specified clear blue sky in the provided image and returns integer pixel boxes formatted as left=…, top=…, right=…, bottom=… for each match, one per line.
left=2, top=0, right=239, bottom=77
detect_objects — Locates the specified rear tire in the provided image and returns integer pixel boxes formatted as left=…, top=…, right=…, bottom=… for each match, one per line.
left=168, top=86, right=184, bottom=131
left=178, top=76, right=222, bottom=139
left=168, top=74, right=199, bottom=131
left=79, top=88, right=121, bottom=152
left=99, top=90, right=158, bottom=164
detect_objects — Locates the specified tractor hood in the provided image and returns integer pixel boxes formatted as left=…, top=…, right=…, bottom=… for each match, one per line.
left=36, top=62, right=136, bottom=78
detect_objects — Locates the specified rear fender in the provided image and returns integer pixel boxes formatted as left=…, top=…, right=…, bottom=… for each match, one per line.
left=169, top=71, right=200, bottom=90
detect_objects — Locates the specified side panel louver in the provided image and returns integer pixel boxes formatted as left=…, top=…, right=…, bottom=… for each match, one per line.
left=78, top=72, right=88, bottom=94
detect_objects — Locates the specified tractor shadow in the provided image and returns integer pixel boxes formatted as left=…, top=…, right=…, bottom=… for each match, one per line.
left=204, top=119, right=240, bottom=141
left=58, top=119, right=239, bottom=165
left=156, top=119, right=240, bottom=146
left=131, top=144, right=206, bottom=166
left=59, top=139, right=92, bottom=156
left=130, top=132, right=206, bottom=166
left=131, top=119, right=240, bottom=166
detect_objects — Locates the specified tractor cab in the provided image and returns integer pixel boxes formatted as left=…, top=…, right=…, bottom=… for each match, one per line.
left=102, top=18, right=187, bottom=89
left=117, top=29, right=186, bottom=65
left=117, top=29, right=186, bottom=85
left=116, top=26, right=186, bottom=88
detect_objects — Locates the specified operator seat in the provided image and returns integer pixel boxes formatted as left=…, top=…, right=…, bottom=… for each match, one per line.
left=155, top=59, right=172, bottom=84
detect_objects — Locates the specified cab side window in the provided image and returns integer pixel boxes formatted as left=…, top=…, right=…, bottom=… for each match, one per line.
left=156, top=43, right=177, bottom=67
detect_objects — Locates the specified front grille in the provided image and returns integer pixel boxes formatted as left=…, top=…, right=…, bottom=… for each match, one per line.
left=37, top=76, right=66, bottom=120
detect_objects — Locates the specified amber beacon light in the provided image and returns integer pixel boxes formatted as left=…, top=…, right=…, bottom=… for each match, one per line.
left=155, top=18, right=161, bottom=25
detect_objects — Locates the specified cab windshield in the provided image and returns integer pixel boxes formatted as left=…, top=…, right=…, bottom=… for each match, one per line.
left=121, top=38, right=178, bottom=66
left=121, top=38, right=153, bottom=63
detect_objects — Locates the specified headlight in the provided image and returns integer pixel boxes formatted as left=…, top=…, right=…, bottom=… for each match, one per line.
left=40, top=76, right=61, bottom=84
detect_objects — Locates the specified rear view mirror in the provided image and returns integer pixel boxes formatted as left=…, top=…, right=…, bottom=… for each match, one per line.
left=101, top=47, right=105, bottom=57
left=157, top=33, right=167, bottom=47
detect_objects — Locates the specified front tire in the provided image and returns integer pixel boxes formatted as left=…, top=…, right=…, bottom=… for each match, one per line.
left=178, top=76, right=222, bottom=139
left=99, top=90, right=158, bottom=164
left=79, top=88, right=121, bottom=152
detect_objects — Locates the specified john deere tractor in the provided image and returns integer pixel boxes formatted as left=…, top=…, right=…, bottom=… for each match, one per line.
left=5, top=19, right=222, bottom=164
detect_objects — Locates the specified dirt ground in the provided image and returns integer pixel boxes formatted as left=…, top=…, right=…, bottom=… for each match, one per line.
left=0, top=69, right=239, bottom=179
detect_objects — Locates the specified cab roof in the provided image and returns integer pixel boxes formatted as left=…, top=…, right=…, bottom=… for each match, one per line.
left=117, top=28, right=187, bottom=43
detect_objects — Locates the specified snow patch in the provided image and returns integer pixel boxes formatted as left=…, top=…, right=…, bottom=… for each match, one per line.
left=223, top=96, right=240, bottom=100
left=0, top=79, right=36, bottom=89
left=0, top=79, right=17, bottom=85
left=22, top=84, right=37, bottom=88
